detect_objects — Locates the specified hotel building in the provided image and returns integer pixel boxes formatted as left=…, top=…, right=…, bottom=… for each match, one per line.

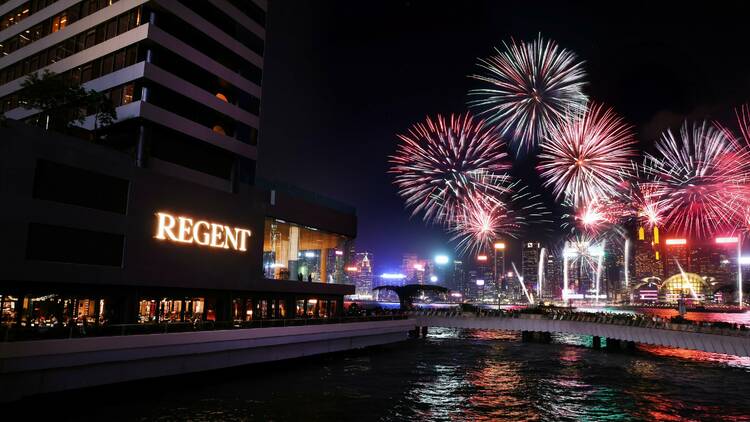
left=0, top=0, right=357, bottom=332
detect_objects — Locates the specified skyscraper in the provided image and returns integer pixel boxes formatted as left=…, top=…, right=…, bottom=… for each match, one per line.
left=1, top=0, right=264, bottom=186
left=634, top=226, right=663, bottom=283
left=353, top=252, right=373, bottom=297
left=401, top=253, right=427, bottom=284
left=522, top=242, right=541, bottom=294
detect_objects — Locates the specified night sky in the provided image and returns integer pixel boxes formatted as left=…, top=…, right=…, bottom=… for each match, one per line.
left=258, top=0, right=750, bottom=272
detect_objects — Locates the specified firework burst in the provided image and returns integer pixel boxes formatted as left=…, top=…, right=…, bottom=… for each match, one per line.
left=537, top=102, right=637, bottom=206
left=469, top=34, right=587, bottom=155
left=644, top=120, right=749, bottom=239
left=449, top=195, right=522, bottom=256
left=390, top=113, right=511, bottom=225
left=448, top=182, right=550, bottom=256
left=568, top=198, right=627, bottom=234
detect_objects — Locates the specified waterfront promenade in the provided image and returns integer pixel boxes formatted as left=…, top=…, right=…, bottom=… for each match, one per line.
left=413, top=309, right=750, bottom=357
left=0, top=317, right=413, bottom=402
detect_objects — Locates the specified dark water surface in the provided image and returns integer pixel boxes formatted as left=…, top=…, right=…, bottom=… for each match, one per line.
left=53, top=327, right=750, bottom=421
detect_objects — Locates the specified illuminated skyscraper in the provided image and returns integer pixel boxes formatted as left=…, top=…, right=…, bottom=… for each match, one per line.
left=493, top=241, right=506, bottom=294
left=543, top=250, right=562, bottom=299
left=522, top=242, right=541, bottom=294
left=353, top=252, right=373, bottom=297
left=634, top=226, right=663, bottom=283
left=401, top=253, right=427, bottom=284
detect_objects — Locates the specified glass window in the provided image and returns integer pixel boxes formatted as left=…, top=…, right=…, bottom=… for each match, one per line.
left=105, top=19, right=116, bottom=39
left=122, top=83, right=134, bottom=104
left=110, top=86, right=122, bottom=107
left=113, top=49, right=125, bottom=70
left=101, top=53, right=114, bottom=74
left=263, top=218, right=352, bottom=283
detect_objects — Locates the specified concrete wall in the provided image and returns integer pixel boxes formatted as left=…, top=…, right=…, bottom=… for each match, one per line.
left=416, top=315, right=750, bottom=357
left=0, top=319, right=413, bottom=402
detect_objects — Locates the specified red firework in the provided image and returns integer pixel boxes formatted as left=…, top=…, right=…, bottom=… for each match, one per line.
left=449, top=194, right=522, bottom=256
left=537, top=102, right=637, bottom=207
left=390, top=113, right=511, bottom=225
left=644, top=120, right=749, bottom=239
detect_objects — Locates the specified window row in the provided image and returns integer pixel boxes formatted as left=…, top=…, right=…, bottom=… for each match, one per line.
left=176, top=0, right=264, bottom=57
left=1, top=0, right=120, bottom=57
left=263, top=218, right=353, bottom=284
left=226, top=0, right=265, bottom=28
left=0, top=6, right=141, bottom=85
left=154, top=6, right=262, bottom=86
left=1, top=294, right=339, bottom=328
left=0, top=0, right=59, bottom=31
left=1, top=77, right=135, bottom=114
left=150, top=44, right=260, bottom=115
left=146, top=80, right=258, bottom=145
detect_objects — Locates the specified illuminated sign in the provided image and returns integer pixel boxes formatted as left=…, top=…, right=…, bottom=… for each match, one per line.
left=715, top=237, right=739, bottom=244
left=494, top=242, right=506, bottom=250
left=476, top=279, right=485, bottom=286
left=665, top=238, right=686, bottom=246
left=155, top=212, right=252, bottom=251
left=345, top=266, right=359, bottom=272
left=477, top=254, right=488, bottom=261
left=335, top=250, right=344, bottom=256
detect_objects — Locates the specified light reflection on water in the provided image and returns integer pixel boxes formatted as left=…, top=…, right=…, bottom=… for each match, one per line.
left=59, top=326, right=750, bottom=421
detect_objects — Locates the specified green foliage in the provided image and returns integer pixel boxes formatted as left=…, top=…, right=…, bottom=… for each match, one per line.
left=19, top=70, right=117, bottom=133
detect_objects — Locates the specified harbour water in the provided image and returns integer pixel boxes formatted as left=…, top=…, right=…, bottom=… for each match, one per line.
left=46, top=324, right=750, bottom=421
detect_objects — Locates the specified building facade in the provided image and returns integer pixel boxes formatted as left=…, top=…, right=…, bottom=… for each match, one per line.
left=0, top=0, right=357, bottom=330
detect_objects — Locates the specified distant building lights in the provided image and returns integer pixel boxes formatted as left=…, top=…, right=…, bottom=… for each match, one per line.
left=476, top=279, right=485, bottom=286
left=345, top=266, right=359, bottom=272
left=494, top=242, right=506, bottom=250
left=304, top=251, right=316, bottom=258
left=665, top=238, right=687, bottom=246
left=413, top=264, right=425, bottom=271
left=715, top=237, right=740, bottom=244
left=335, top=250, right=344, bottom=256
left=588, top=246, right=605, bottom=257
left=506, top=271, right=514, bottom=277
left=477, top=254, right=488, bottom=261
left=381, top=273, right=406, bottom=279
left=430, top=275, right=438, bottom=282
left=739, top=256, right=750, bottom=265
left=435, top=255, right=449, bottom=265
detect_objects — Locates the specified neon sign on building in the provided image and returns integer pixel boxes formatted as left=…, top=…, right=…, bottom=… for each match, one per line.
left=154, top=212, right=252, bottom=251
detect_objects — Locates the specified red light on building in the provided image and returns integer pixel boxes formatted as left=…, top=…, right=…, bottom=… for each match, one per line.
left=665, top=238, right=686, bottom=246
left=477, top=254, right=488, bottom=261
left=715, top=237, right=739, bottom=244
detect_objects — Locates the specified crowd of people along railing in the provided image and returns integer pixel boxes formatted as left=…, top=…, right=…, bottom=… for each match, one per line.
left=410, top=308, right=750, bottom=338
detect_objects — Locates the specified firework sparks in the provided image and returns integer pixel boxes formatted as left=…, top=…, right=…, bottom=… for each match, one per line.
left=537, top=102, right=637, bottom=206
left=468, top=34, right=587, bottom=155
left=448, top=182, right=550, bottom=256
left=389, top=113, right=511, bottom=225
left=449, top=195, right=522, bottom=256
left=644, top=120, right=749, bottom=239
